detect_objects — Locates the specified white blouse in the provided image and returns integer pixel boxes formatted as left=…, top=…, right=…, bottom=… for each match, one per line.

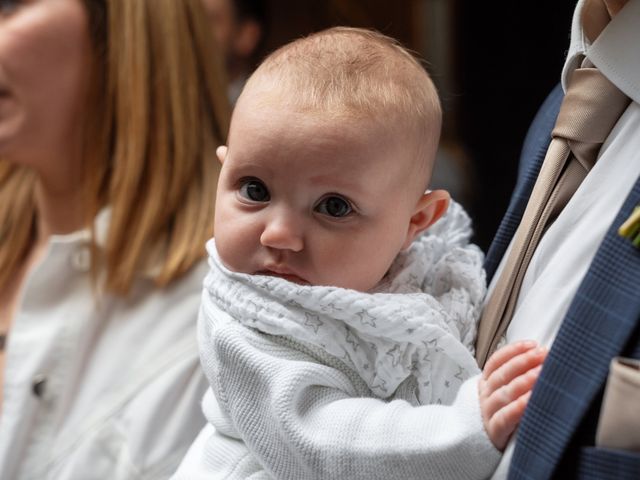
left=0, top=221, right=209, bottom=479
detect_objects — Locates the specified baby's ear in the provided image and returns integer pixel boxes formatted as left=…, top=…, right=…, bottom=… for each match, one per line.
left=216, top=145, right=228, bottom=164
left=402, top=190, right=450, bottom=249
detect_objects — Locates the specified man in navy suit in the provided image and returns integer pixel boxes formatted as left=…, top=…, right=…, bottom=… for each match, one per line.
left=481, top=0, right=640, bottom=478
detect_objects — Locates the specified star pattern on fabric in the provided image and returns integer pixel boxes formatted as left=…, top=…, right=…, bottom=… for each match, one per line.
left=410, top=360, right=419, bottom=372
left=385, top=345, right=402, bottom=367
left=426, top=337, right=443, bottom=353
left=345, top=327, right=359, bottom=351
left=454, top=366, right=466, bottom=381
left=286, top=299, right=303, bottom=309
left=371, top=376, right=388, bottom=393
left=356, top=309, right=376, bottom=327
left=421, top=343, right=432, bottom=364
left=304, top=312, right=323, bottom=333
left=342, top=349, right=353, bottom=365
left=321, top=302, right=342, bottom=312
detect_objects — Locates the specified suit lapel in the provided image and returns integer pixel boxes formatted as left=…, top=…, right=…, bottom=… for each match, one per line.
left=510, top=178, right=640, bottom=479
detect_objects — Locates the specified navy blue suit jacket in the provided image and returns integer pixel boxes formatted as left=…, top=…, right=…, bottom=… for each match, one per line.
left=484, top=85, right=640, bottom=479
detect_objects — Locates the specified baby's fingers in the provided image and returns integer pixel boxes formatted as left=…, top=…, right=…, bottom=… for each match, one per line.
left=483, top=340, right=538, bottom=380
left=482, top=346, right=546, bottom=397
left=483, top=364, right=541, bottom=420
left=488, top=391, right=532, bottom=451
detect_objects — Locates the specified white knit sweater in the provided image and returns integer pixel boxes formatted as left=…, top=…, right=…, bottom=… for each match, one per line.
left=174, top=202, right=501, bottom=480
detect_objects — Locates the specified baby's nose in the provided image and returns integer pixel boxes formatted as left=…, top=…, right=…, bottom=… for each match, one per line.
left=260, top=214, right=304, bottom=252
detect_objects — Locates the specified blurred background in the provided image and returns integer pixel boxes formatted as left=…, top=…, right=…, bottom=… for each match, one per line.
left=202, top=0, right=576, bottom=251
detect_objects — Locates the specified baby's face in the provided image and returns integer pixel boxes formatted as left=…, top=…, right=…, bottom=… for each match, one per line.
left=214, top=95, right=444, bottom=291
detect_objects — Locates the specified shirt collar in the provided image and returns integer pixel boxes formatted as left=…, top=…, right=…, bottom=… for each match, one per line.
left=46, top=208, right=109, bottom=246
left=562, top=0, right=640, bottom=104
left=48, top=208, right=161, bottom=279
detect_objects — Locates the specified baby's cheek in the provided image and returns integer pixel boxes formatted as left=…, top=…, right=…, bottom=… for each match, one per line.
left=216, top=238, right=247, bottom=274
left=213, top=219, right=252, bottom=274
left=319, top=246, right=389, bottom=292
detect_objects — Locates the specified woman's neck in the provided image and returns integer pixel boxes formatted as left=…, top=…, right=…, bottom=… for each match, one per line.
left=30, top=135, right=88, bottom=242
left=34, top=174, right=86, bottom=243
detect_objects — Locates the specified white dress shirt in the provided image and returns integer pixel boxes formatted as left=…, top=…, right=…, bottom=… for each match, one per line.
left=0, top=212, right=209, bottom=479
left=491, top=0, right=640, bottom=477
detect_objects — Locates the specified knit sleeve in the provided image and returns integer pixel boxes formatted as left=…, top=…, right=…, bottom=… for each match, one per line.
left=201, top=321, right=501, bottom=480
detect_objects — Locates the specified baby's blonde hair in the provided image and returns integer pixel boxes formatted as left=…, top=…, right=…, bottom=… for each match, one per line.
left=242, top=27, right=442, bottom=181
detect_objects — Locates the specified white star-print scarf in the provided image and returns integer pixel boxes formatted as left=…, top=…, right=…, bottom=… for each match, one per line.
left=202, top=201, right=485, bottom=405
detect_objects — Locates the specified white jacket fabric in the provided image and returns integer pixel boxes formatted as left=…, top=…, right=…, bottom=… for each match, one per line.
left=175, top=201, right=500, bottom=480
left=0, top=211, right=209, bottom=480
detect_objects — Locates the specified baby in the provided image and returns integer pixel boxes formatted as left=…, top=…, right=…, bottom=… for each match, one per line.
left=175, top=27, right=544, bottom=480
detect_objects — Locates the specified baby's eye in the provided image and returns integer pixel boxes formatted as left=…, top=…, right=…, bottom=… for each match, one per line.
left=315, top=195, right=353, bottom=218
left=239, top=178, right=270, bottom=202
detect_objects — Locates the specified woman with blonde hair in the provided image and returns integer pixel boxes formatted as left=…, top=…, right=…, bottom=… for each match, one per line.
left=0, top=0, right=229, bottom=478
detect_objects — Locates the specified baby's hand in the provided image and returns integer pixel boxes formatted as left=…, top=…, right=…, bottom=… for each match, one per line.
left=478, top=341, right=546, bottom=451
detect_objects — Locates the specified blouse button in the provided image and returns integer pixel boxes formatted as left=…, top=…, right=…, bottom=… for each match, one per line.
left=32, top=374, right=47, bottom=398
left=70, top=246, right=91, bottom=272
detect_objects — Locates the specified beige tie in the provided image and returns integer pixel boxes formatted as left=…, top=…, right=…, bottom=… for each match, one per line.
left=475, top=0, right=631, bottom=367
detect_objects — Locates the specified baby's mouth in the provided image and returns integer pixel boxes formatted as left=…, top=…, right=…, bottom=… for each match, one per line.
left=256, top=268, right=310, bottom=285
